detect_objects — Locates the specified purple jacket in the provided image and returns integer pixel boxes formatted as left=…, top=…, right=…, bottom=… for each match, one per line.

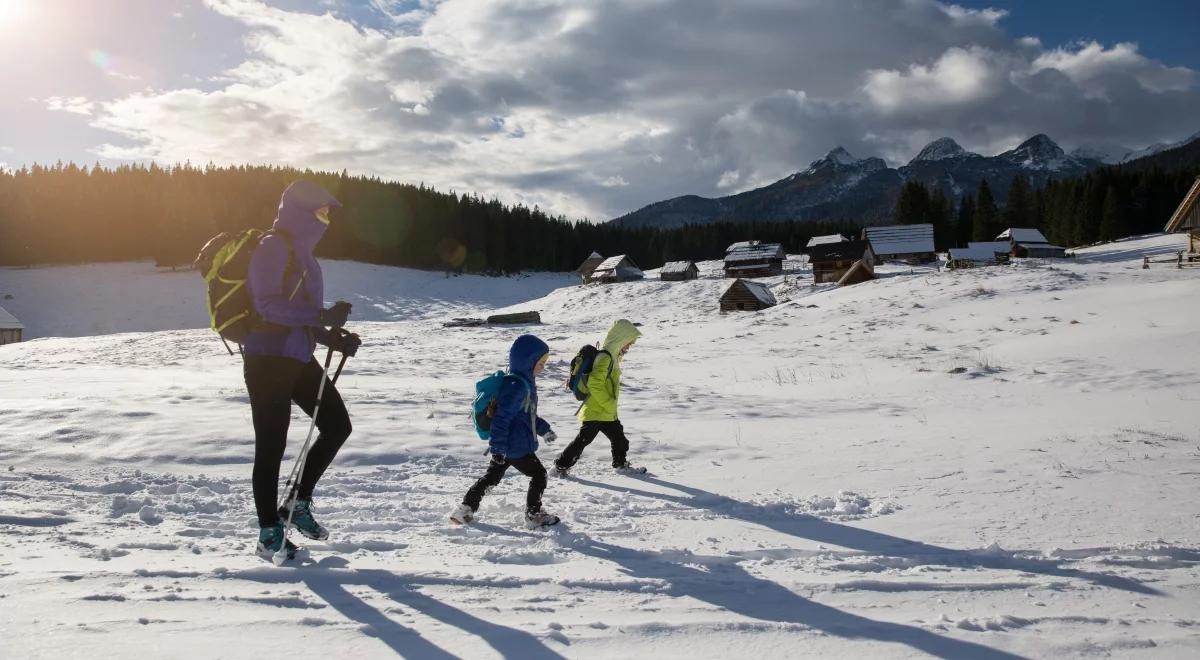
left=244, top=181, right=341, bottom=363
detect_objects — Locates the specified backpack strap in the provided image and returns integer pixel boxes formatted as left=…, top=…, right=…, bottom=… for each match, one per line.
left=506, top=373, right=536, bottom=436
left=265, top=228, right=304, bottom=301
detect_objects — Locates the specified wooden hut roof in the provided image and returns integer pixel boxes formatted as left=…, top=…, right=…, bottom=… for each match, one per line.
left=0, top=305, right=22, bottom=330
left=660, top=261, right=698, bottom=274
left=863, top=224, right=935, bottom=255
left=725, top=243, right=785, bottom=263
left=836, top=259, right=876, bottom=286
left=722, top=279, right=777, bottom=306
left=1165, top=176, right=1200, bottom=232
left=806, top=234, right=847, bottom=248
left=594, top=255, right=636, bottom=271
left=809, top=239, right=870, bottom=263
left=997, top=228, right=1049, bottom=243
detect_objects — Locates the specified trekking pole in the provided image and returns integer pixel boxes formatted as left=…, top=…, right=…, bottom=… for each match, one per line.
left=273, top=344, right=336, bottom=566
left=331, top=329, right=351, bottom=385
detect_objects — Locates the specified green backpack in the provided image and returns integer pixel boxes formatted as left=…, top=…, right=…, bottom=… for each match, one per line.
left=194, top=229, right=297, bottom=351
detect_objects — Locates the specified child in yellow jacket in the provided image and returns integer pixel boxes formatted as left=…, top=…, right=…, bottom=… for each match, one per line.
left=554, top=319, right=645, bottom=475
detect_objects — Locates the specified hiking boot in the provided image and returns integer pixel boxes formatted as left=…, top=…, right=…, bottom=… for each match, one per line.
left=278, top=497, right=329, bottom=541
left=525, top=509, right=560, bottom=528
left=553, top=464, right=571, bottom=478
left=449, top=504, right=475, bottom=525
left=613, top=461, right=647, bottom=475
left=256, top=523, right=298, bottom=560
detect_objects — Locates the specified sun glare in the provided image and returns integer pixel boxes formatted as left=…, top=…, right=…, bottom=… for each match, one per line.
left=0, top=0, right=23, bottom=24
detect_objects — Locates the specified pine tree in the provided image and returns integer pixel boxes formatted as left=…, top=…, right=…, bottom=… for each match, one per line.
left=1098, top=185, right=1129, bottom=242
left=955, top=195, right=975, bottom=248
left=1003, top=174, right=1032, bottom=230
left=894, top=181, right=931, bottom=225
left=973, top=178, right=999, bottom=242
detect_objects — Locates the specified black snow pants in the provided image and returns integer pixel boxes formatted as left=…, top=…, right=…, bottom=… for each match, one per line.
left=463, top=454, right=547, bottom=514
left=555, top=420, right=630, bottom=470
left=244, top=355, right=352, bottom=528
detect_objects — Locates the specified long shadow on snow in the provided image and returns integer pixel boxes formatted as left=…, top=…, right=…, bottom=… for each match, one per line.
left=234, top=561, right=566, bottom=660
left=473, top=523, right=1025, bottom=660
left=571, top=474, right=1161, bottom=596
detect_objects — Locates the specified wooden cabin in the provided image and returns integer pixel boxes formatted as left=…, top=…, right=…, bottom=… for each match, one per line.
left=809, top=240, right=875, bottom=284
left=587, top=255, right=644, bottom=283
left=576, top=251, right=605, bottom=284
left=947, top=241, right=1012, bottom=269
left=724, top=241, right=785, bottom=278
left=1165, top=176, right=1200, bottom=258
left=660, top=261, right=699, bottom=281
left=0, top=305, right=22, bottom=346
left=720, top=278, right=777, bottom=312
left=862, top=224, right=936, bottom=264
left=836, top=259, right=876, bottom=287
left=997, top=228, right=1066, bottom=258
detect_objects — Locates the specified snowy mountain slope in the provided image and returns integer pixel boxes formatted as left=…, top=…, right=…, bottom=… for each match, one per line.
left=1, top=234, right=1199, bottom=658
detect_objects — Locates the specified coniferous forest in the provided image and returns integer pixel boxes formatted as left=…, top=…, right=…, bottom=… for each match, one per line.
left=0, top=160, right=1196, bottom=273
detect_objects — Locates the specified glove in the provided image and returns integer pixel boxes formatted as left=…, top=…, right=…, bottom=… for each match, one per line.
left=490, top=452, right=506, bottom=466
left=542, top=430, right=557, bottom=444
left=320, top=301, right=352, bottom=328
left=331, top=332, right=361, bottom=357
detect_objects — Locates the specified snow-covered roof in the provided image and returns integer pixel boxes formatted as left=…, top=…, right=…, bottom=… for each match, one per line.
left=726, top=240, right=760, bottom=252
left=725, top=243, right=785, bottom=263
left=862, top=224, right=935, bottom=256
left=949, top=246, right=1003, bottom=261
left=806, top=234, right=847, bottom=248
left=1015, top=242, right=1066, bottom=251
left=660, top=261, right=697, bottom=274
left=724, top=279, right=776, bottom=306
left=997, top=228, right=1048, bottom=243
left=0, top=305, right=21, bottom=330
left=594, top=255, right=633, bottom=272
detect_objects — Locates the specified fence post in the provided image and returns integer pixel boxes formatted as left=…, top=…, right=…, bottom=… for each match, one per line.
left=1143, top=256, right=1149, bottom=270
left=1179, top=251, right=1184, bottom=270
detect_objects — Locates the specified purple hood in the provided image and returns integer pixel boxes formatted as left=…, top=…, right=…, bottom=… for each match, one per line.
left=244, top=181, right=342, bottom=363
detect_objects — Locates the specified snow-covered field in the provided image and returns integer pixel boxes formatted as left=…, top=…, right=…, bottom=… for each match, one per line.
left=1, top=234, right=1198, bottom=658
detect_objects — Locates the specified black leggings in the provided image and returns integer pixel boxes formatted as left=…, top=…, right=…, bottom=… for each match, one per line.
left=555, top=420, right=629, bottom=469
left=463, top=454, right=547, bottom=514
left=245, top=355, right=352, bottom=527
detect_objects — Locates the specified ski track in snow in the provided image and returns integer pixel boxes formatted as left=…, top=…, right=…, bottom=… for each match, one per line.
left=2, top=233, right=1200, bottom=658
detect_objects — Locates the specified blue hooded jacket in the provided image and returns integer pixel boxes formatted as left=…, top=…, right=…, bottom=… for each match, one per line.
left=488, top=334, right=553, bottom=459
left=244, top=180, right=342, bottom=363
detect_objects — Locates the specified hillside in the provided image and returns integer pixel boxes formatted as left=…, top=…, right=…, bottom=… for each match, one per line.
left=0, top=234, right=1198, bottom=658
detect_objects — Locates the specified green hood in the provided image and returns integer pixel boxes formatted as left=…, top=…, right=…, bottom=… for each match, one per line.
left=602, top=319, right=641, bottom=356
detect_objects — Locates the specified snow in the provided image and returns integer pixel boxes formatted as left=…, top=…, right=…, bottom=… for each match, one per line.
left=2, top=233, right=1200, bottom=658
left=806, top=234, right=847, bottom=248
left=911, top=137, right=969, bottom=162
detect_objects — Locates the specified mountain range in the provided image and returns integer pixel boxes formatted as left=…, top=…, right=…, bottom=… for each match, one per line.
left=610, top=131, right=1200, bottom=228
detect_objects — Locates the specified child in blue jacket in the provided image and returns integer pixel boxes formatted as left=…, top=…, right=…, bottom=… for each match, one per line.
left=451, top=334, right=560, bottom=527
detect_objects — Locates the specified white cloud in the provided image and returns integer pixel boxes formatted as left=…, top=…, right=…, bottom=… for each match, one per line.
left=1033, top=41, right=1197, bottom=96
left=80, top=0, right=1200, bottom=219
left=45, top=96, right=96, bottom=116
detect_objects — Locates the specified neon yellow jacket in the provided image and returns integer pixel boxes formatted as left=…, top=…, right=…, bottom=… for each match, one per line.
left=579, top=319, right=642, bottom=422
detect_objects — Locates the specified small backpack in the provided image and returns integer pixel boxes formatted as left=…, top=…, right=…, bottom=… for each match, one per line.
left=472, top=371, right=531, bottom=440
left=565, top=345, right=613, bottom=402
left=194, top=229, right=297, bottom=349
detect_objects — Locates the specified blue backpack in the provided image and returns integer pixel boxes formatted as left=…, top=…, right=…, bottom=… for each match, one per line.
left=565, top=345, right=613, bottom=402
left=472, top=371, right=531, bottom=440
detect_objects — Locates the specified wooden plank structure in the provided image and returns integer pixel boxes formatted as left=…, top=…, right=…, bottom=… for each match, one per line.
left=862, top=224, right=937, bottom=264
left=724, top=241, right=785, bottom=278
left=588, top=255, right=644, bottom=283
left=0, top=305, right=22, bottom=345
left=809, top=240, right=875, bottom=284
left=576, top=251, right=605, bottom=283
left=836, top=259, right=876, bottom=287
left=1164, top=176, right=1200, bottom=259
left=997, top=228, right=1067, bottom=258
left=660, top=261, right=699, bottom=281
left=720, top=278, right=777, bottom=312
left=443, top=311, right=542, bottom=328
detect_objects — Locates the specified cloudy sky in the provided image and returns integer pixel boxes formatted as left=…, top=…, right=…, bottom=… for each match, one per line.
left=2, top=0, right=1198, bottom=220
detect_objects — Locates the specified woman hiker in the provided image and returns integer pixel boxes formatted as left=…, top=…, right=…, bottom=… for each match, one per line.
left=243, top=180, right=362, bottom=559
